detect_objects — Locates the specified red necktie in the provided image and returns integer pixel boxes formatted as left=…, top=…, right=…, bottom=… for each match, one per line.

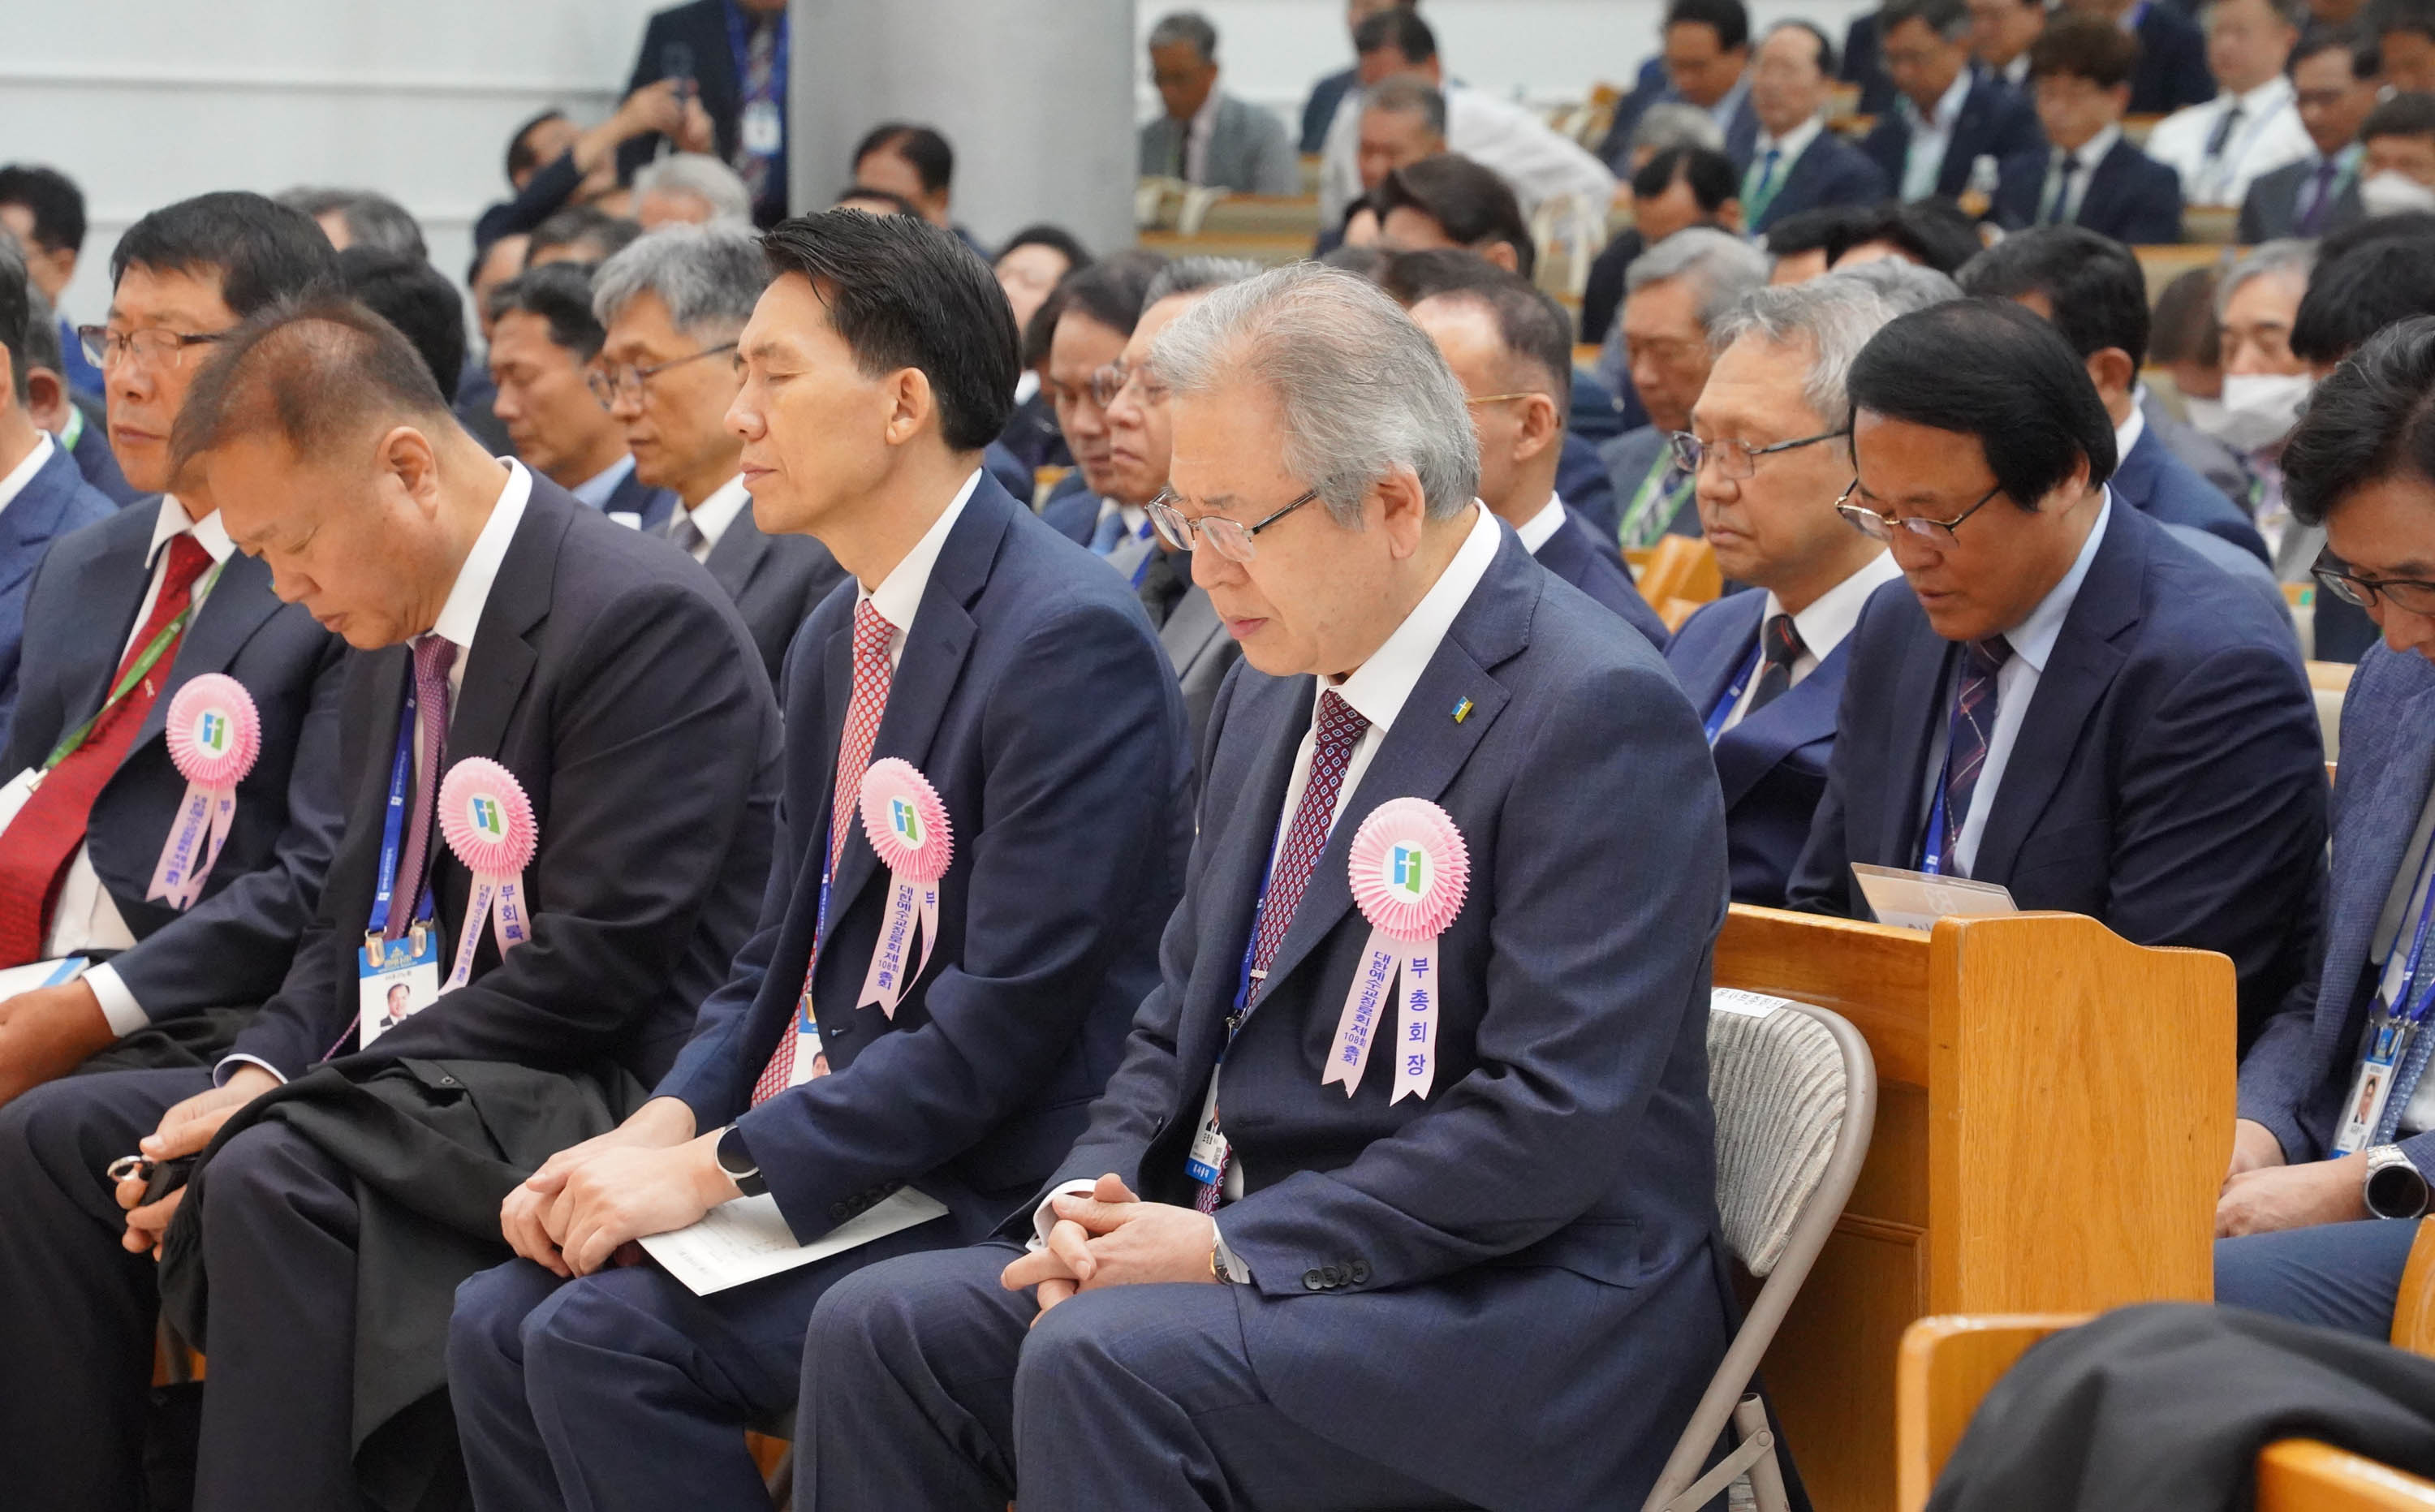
left=0, top=534, right=214, bottom=965
left=751, top=601, right=897, bottom=1105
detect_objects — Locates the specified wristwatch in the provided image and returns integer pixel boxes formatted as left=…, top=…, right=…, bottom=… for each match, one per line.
left=2364, top=1145, right=2429, bottom=1221
left=715, top=1125, right=767, bottom=1199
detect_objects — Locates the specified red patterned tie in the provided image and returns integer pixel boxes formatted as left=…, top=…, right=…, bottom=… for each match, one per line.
left=1193, top=688, right=1372, bottom=1211
left=0, top=534, right=213, bottom=965
left=751, top=601, right=898, bottom=1105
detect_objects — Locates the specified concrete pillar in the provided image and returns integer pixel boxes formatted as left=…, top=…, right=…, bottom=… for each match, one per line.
left=788, top=0, right=1137, bottom=256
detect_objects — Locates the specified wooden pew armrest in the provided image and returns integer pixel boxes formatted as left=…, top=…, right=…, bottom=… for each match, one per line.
left=2259, top=1441, right=2435, bottom=1510
left=1895, top=1313, right=2093, bottom=1512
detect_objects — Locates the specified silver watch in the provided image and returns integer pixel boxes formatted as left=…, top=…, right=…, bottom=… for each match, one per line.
left=2364, top=1145, right=2429, bottom=1221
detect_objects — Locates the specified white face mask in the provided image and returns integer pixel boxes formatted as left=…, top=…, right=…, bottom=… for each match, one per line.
left=2213, top=372, right=2314, bottom=452
left=2360, top=170, right=2435, bottom=219
left=2180, top=394, right=2230, bottom=442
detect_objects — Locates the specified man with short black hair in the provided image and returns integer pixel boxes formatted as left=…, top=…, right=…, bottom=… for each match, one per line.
left=1303, top=0, right=1416, bottom=154
left=2001, top=12, right=2186, bottom=241
left=528, top=205, right=645, bottom=269
left=1969, top=0, right=2047, bottom=87
left=2240, top=27, right=2382, bottom=240
left=334, top=246, right=464, bottom=401
left=1861, top=0, right=2049, bottom=205
left=851, top=123, right=958, bottom=230
left=448, top=208, right=1189, bottom=1512
left=1141, top=11, right=1299, bottom=194
left=1786, top=299, right=2326, bottom=1049
left=2145, top=0, right=2312, bottom=207
left=279, top=187, right=428, bottom=261
left=1374, top=153, right=1538, bottom=274
left=1037, top=250, right=1170, bottom=549
left=2355, top=89, right=2435, bottom=215
left=489, top=262, right=674, bottom=531
left=0, top=164, right=101, bottom=398
left=2058, top=0, right=2218, bottom=113
left=1601, top=0, right=1765, bottom=170
left=2376, top=0, right=2435, bottom=92
left=474, top=82, right=708, bottom=251
left=1742, top=20, right=1893, bottom=232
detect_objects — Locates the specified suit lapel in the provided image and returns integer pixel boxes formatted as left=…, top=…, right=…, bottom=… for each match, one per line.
left=54, top=507, right=160, bottom=735
left=1161, top=587, right=1226, bottom=677
left=1715, top=640, right=1845, bottom=810
left=444, top=483, right=569, bottom=766
left=704, top=510, right=768, bottom=603
left=2325, top=676, right=2435, bottom=1018
left=1877, top=622, right=1957, bottom=866
left=1679, top=593, right=1764, bottom=719
left=132, top=552, right=285, bottom=754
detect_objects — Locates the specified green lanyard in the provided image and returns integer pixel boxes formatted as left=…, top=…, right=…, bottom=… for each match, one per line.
left=1617, top=450, right=1691, bottom=552
left=41, top=562, right=223, bottom=771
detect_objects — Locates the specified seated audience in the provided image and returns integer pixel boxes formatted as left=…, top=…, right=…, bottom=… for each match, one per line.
left=1740, top=21, right=1892, bottom=235
left=632, top=152, right=754, bottom=229
left=1580, top=106, right=1731, bottom=343
left=2219, top=315, right=2435, bottom=1340
left=2242, top=26, right=2380, bottom=241
left=2355, top=89, right=2435, bottom=217
left=1592, top=145, right=1746, bottom=392
left=1303, top=0, right=1412, bottom=153
left=278, top=187, right=426, bottom=260
left=2058, top=0, right=2217, bottom=113
left=618, top=0, right=790, bottom=226
left=1604, top=228, right=1771, bottom=549
left=1844, top=6, right=1898, bottom=115
left=527, top=204, right=644, bottom=268
left=1760, top=203, right=1875, bottom=284
left=833, top=185, right=925, bottom=218
left=1334, top=75, right=1449, bottom=250
left=2218, top=240, right=2324, bottom=582
left=2144, top=0, right=2312, bottom=208
left=0, top=192, right=346, bottom=1114
left=851, top=123, right=967, bottom=239
left=489, top=262, right=674, bottom=531
left=1828, top=252, right=1965, bottom=312
left=2000, top=14, right=2186, bottom=243
left=1373, top=153, right=1536, bottom=272
left=473, top=84, right=704, bottom=251
left=2377, top=0, right=2435, bottom=93
left=594, top=224, right=844, bottom=684
left=334, top=246, right=465, bottom=402
left=20, top=285, right=139, bottom=504
left=799, top=260, right=1735, bottom=1512
left=1140, top=11, right=1299, bottom=194
left=993, top=226, right=1092, bottom=472
left=1786, top=299, right=2325, bottom=1049
left=0, top=164, right=102, bottom=398
left=1860, top=0, right=2047, bottom=206
left=1038, top=251, right=1170, bottom=549
left=2143, top=264, right=2264, bottom=516
left=448, top=209, right=1188, bottom=1511
left=1669, top=274, right=1907, bottom=903
left=1601, top=0, right=1764, bottom=171
left=1969, top=0, right=2046, bottom=88
left=1820, top=196, right=1988, bottom=274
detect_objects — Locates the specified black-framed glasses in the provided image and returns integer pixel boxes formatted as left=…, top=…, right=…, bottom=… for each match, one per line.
left=1835, top=479, right=2004, bottom=544
left=2313, top=554, right=2435, bottom=614
left=1670, top=428, right=1847, bottom=482
left=586, top=341, right=739, bottom=406
left=78, top=325, right=230, bottom=371
left=1144, top=486, right=1319, bottom=562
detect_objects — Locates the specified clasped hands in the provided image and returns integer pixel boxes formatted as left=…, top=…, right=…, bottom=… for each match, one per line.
left=501, top=1097, right=739, bottom=1278
left=114, top=1064, right=282, bottom=1258
left=1000, top=1173, right=1220, bottom=1323
left=2216, top=1117, right=2369, bottom=1237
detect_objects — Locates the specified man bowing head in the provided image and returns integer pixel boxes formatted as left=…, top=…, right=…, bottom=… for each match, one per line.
left=801, top=263, right=1735, bottom=1511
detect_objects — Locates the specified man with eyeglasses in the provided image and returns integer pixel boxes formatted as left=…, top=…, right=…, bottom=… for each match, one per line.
left=486, top=261, right=674, bottom=532
left=2221, top=316, right=2435, bottom=1340
left=593, top=222, right=842, bottom=685
left=0, top=192, right=348, bottom=1118
left=1786, top=298, right=2325, bottom=1051
left=1665, top=274, right=1907, bottom=906
left=1038, top=253, right=1171, bottom=573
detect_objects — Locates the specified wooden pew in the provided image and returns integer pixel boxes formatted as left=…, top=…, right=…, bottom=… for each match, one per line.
left=1716, top=906, right=2234, bottom=1510
left=1634, top=536, right=1721, bottom=618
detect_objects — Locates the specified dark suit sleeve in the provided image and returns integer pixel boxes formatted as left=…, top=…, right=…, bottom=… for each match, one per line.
left=1992, top=94, right=2049, bottom=163
left=474, top=149, right=586, bottom=248
left=732, top=601, right=1187, bottom=1241
left=2126, top=160, right=2187, bottom=244
left=2236, top=179, right=2269, bottom=245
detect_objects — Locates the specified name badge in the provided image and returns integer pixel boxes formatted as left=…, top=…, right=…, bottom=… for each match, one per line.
left=2335, top=1009, right=2416, bottom=1155
left=359, top=928, right=440, bottom=1047
left=1185, top=1074, right=1228, bottom=1188
left=741, top=99, right=782, bottom=156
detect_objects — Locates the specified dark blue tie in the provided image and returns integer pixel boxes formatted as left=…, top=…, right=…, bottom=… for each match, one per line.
left=1939, top=636, right=2014, bottom=870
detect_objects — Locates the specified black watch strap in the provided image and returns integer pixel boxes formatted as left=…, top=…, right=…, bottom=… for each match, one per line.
left=716, top=1125, right=767, bottom=1198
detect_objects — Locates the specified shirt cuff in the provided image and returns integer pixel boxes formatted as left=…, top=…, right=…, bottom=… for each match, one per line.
left=1212, top=1221, right=1253, bottom=1286
left=213, top=1053, right=287, bottom=1088
left=1027, top=1179, right=1097, bottom=1251
left=82, top=963, right=148, bottom=1039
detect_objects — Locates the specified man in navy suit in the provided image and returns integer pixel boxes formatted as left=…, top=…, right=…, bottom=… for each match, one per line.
left=2070, top=0, right=2217, bottom=114
left=1861, top=0, right=2047, bottom=204
left=1601, top=0, right=1764, bottom=170
left=485, top=263, right=675, bottom=534
left=0, top=240, right=113, bottom=739
left=0, top=193, right=348, bottom=1112
left=1994, top=14, right=2186, bottom=242
left=1038, top=253, right=1169, bottom=558
left=1411, top=270, right=1670, bottom=648
left=1786, top=301, right=2325, bottom=1049
left=19, top=290, right=142, bottom=506
left=1741, top=21, right=1892, bottom=235
left=446, top=212, right=1190, bottom=1511
left=2218, top=320, right=2435, bottom=1338
left=1670, top=274, right=1907, bottom=905
left=800, top=263, right=1733, bottom=1511
left=2237, top=29, right=2378, bottom=243
left=617, top=0, right=788, bottom=226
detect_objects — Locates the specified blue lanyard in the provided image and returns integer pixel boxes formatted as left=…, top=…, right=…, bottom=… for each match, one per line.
left=1920, top=771, right=1951, bottom=877
left=722, top=1, right=788, bottom=108
left=1127, top=522, right=1156, bottom=589
left=367, top=674, right=436, bottom=937
left=1701, top=643, right=1764, bottom=746
left=2388, top=853, right=2435, bottom=1027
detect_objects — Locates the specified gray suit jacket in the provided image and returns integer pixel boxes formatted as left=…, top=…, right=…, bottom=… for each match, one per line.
left=2237, top=157, right=2367, bottom=243
left=2142, top=392, right=2256, bottom=515
left=1597, top=425, right=1702, bottom=545
left=1157, top=583, right=1239, bottom=767
left=1138, top=93, right=1299, bottom=195
left=701, top=509, right=848, bottom=689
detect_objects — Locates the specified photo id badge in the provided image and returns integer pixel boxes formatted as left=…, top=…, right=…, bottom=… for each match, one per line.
left=741, top=99, right=782, bottom=155
left=2335, top=1011, right=2413, bottom=1155
left=358, top=928, right=440, bottom=1049
left=1184, top=1075, right=1228, bottom=1187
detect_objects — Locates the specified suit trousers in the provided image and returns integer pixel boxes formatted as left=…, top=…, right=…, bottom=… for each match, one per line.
left=447, top=1213, right=955, bottom=1512
left=799, top=1242, right=1476, bottom=1511
left=2215, top=1217, right=2423, bottom=1341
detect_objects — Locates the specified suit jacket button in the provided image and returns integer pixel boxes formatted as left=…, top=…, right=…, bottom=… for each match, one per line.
left=1303, top=1269, right=1326, bottom=1291
left=1349, top=1261, right=1370, bottom=1284
left=1320, top=1265, right=1342, bottom=1286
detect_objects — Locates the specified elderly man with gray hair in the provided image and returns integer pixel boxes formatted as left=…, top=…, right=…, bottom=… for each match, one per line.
left=801, top=261, right=1734, bottom=1511
left=632, top=153, right=754, bottom=230
left=1140, top=10, right=1299, bottom=194
left=593, top=222, right=843, bottom=683
left=1600, top=225, right=1772, bottom=549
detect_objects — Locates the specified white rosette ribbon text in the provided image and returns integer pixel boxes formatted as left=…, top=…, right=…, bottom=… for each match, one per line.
left=437, top=758, right=538, bottom=992
left=855, top=757, right=954, bottom=1018
left=1326, top=797, right=1470, bottom=1102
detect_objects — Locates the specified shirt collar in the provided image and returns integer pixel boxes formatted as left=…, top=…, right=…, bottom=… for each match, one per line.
left=2000, top=489, right=2112, bottom=674
left=1706, top=74, right=1751, bottom=129
left=429, top=459, right=533, bottom=652
left=1094, top=495, right=1150, bottom=530
left=2226, top=74, right=2294, bottom=115
left=2112, top=398, right=2147, bottom=461
left=569, top=453, right=636, bottom=510
left=0, top=433, right=55, bottom=519
left=1326, top=503, right=1499, bottom=734
left=683, top=472, right=754, bottom=554
left=1515, top=493, right=1568, bottom=554
left=1907, top=68, right=1972, bottom=133
left=1763, top=548, right=1903, bottom=665
left=146, top=493, right=235, bottom=570
left=2058, top=123, right=2120, bottom=169
left=1758, top=114, right=1823, bottom=162
left=863, top=467, right=983, bottom=633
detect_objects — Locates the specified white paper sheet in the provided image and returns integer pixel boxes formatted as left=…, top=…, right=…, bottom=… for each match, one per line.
left=1712, top=987, right=1794, bottom=1019
left=639, top=1187, right=949, bottom=1296
left=0, top=956, right=88, bottom=998
left=1851, top=863, right=2020, bottom=933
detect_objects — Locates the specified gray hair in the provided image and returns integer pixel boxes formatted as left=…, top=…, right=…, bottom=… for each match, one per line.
left=1825, top=256, right=1962, bottom=316
left=1709, top=277, right=1898, bottom=431
left=592, top=222, right=769, bottom=336
left=1144, top=255, right=1264, bottom=306
left=632, top=153, right=753, bottom=226
left=1153, top=263, right=1478, bottom=523
left=1630, top=101, right=1726, bottom=158
left=1148, top=10, right=1219, bottom=62
left=276, top=187, right=427, bottom=261
left=1364, top=75, right=1449, bottom=140
left=1625, top=227, right=1773, bottom=329
left=2217, top=239, right=2316, bottom=319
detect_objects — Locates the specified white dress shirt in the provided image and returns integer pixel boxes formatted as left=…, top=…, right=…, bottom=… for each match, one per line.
left=1320, top=83, right=1617, bottom=239
left=857, top=468, right=980, bottom=675
left=1924, top=493, right=2112, bottom=878
left=0, top=432, right=56, bottom=522
left=670, top=473, right=753, bottom=564
left=569, top=454, right=639, bottom=515
left=2042, top=125, right=2122, bottom=225
left=2144, top=74, right=2312, bottom=207
left=1183, top=88, right=1222, bottom=184
left=50, top=495, right=236, bottom=1036
left=1718, top=549, right=1903, bottom=735
left=1514, top=493, right=1568, bottom=554
left=1747, top=115, right=1823, bottom=204
left=2375, top=784, right=2435, bottom=1134
left=1898, top=71, right=1974, bottom=202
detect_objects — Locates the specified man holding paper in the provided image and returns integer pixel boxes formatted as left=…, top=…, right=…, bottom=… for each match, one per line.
left=796, top=264, right=1734, bottom=1511
left=445, top=210, right=1190, bottom=1512
left=1783, top=299, right=2325, bottom=1050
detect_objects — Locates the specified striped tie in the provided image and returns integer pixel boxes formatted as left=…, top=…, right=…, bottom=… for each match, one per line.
left=1937, top=636, right=2013, bottom=873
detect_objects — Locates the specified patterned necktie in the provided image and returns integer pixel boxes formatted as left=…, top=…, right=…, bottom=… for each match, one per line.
left=1743, top=145, right=1784, bottom=226
left=752, top=601, right=898, bottom=1104
left=735, top=15, right=778, bottom=209
left=1744, top=613, right=1807, bottom=717
left=0, top=534, right=213, bottom=965
left=2299, top=156, right=2342, bottom=235
left=1192, top=689, right=1372, bottom=1213
left=668, top=510, right=706, bottom=558
left=1937, top=636, right=2014, bottom=873
left=386, top=635, right=458, bottom=941
left=2045, top=154, right=2083, bottom=226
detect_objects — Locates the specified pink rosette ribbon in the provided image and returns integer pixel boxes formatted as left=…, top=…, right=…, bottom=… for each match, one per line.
left=436, top=759, right=539, bottom=992
left=855, top=757, right=954, bottom=1018
left=145, top=674, right=261, bottom=910
left=1325, top=797, right=1470, bottom=1102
